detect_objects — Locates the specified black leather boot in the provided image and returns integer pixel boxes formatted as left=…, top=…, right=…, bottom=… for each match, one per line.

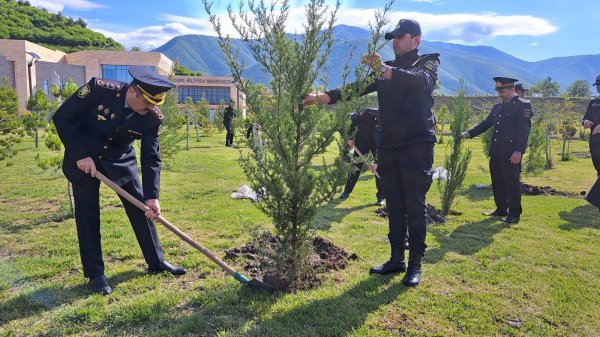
left=402, top=251, right=422, bottom=287
left=369, top=247, right=406, bottom=274
left=89, top=275, right=112, bottom=295
left=148, top=261, right=187, bottom=275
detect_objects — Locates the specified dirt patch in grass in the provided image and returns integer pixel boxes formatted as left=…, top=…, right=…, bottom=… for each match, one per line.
left=375, top=204, right=447, bottom=224
left=223, top=233, right=358, bottom=291
left=521, top=183, right=580, bottom=197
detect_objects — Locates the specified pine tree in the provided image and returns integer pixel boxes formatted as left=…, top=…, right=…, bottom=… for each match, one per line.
left=158, top=89, right=185, bottom=169
left=0, top=76, right=23, bottom=161
left=202, top=0, right=395, bottom=287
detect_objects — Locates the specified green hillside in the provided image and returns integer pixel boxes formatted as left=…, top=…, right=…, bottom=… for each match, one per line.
left=0, top=0, right=122, bottom=52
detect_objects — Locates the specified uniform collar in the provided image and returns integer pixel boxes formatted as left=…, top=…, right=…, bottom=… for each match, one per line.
left=394, top=48, right=419, bottom=68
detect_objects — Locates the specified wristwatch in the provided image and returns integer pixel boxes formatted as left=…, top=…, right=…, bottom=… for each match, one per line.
left=379, top=64, right=388, bottom=74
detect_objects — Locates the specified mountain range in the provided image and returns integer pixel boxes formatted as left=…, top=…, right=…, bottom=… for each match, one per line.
left=154, top=25, right=600, bottom=95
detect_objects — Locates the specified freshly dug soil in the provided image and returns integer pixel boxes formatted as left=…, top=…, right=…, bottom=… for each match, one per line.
left=375, top=204, right=446, bottom=224
left=521, top=183, right=580, bottom=197
left=224, top=233, right=358, bottom=291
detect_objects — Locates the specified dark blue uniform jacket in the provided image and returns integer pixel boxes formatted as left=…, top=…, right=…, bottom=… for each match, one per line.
left=53, top=78, right=163, bottom=199
left=583, top=96, right=600, bottom=126
left=467, top=95, right=533, bottom=157
left=326, top=48, right=439, bottom=149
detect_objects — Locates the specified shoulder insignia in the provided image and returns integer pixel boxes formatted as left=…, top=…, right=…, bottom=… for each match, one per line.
left=95, top=78, right=124, bottom=91
left=77, top=84, right=91, bottom=98
left=412, top=53, right=440, bottom=72
left=518, top=97, right=531, bottom=104
left=523, top=107, right=533, bottom=119
left=424, top=59, right=439, bottom=73
left=151, top=107, right=164, bottom=120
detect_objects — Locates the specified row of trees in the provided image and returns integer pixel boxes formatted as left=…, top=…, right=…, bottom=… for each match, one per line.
left=529, top=77, right=594, bottom=98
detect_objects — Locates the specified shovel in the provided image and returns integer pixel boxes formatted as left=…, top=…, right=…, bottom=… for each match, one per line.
left=95, top=171, right=273, bottom=291
left=352, top=145, right=381, bottom=179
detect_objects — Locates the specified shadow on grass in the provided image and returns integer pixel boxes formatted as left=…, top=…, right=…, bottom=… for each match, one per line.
left=0, top=211, right=74, bottom=235
left=426, top=218, right=513, bottom=264
left=460, top=184, right=493, bottom=202
left=0, top=270, right=143, bottom=325
left=558, top=204, right=600, bottom=230
left=314, top=200, right=374, bottom=231
left=149, top=275, right=406, bottom=337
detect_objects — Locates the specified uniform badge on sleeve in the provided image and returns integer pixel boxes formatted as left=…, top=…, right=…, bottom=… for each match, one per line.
left=77, top=84, right=91, bottom=98
left=523, top=108, right=533, bottom=118
left=424, top=60, right=439, bottom=73
left=97, top=114, right=106, bottom=121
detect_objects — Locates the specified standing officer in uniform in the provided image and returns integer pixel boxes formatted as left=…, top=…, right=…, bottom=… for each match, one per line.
left=339, top=108, right=385, bottom=206
left=53, top=66, right=186, bottom=296
left=460, top=77, right=533, bottom=224
left=223, top=103, right=236, bottom=146
left=582, top=75, right=600, bottom=176
left=304, top=19, right=439, bottom=287
left=515, top=83, right=527, bottom=98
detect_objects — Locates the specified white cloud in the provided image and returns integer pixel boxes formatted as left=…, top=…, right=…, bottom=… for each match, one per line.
left=528, top=42, right=539, bottom=47
left=91, top=6, right=558, bottom=50
left=29, top=0, right=105, bottom=13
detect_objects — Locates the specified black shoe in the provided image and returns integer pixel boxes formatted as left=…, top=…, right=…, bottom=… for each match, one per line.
left=483, top=209, right=508, bottom=216
left=339, top=192, right=349, bottom=200
left=375, top=198, right=385, bottom=206
left=502, top=215, right=519, bottom=224
left=402, top=252, right=422, bottom=287
left=369, top=260, right=406, bottom=274
left=89, top=275, right=112, bottom=296
left=149, top=261, right=186, bottom=275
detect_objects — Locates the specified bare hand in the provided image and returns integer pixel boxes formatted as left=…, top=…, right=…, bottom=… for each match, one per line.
left=346, top=139, right=354, bottom=148
left=369, top=163, right=378, bottom=173
left=509, top=151, right=522, bottom=164
left=593, top=124, right=600, bottom=135
left=76, top=157, right=97, bottom=176
left=302, top=93, right=331, bottom=107
left=144, top=199, right=161, bottom=220
left=362, top=53, right=382, bottom=71
left=583, top=120, right=593, bottom=128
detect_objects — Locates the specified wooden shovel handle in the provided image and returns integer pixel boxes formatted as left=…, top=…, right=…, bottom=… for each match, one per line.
left=352, top=145, right=381, bottom=179
left=94, top=171, right=238, bottom=277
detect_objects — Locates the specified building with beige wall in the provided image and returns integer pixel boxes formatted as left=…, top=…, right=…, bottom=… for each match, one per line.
left=0, top=39, right=244, bottom=114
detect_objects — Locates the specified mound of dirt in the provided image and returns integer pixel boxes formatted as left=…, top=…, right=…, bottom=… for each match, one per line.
left=521, top=183, right=579, bottom=197
left=375, top=204, right=446, bottom=224
left=224, top=233, right=358, bottom=291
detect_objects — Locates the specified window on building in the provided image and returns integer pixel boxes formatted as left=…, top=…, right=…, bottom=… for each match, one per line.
left=43, top=80, right=49, bottom=95
left=101, top=65, right=156, bottom=83
left=177, top=86, right=231, bottom=105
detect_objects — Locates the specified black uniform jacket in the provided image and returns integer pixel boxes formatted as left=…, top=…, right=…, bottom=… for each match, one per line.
left=583, top=96, right=600, bottom=126
left=53, top=78, right=163, bottom=199
left=467, top=95, right=533, bottom=157
left=327, top=48, right=439, bottom=149
left=348, top=108, right=378, bottom=145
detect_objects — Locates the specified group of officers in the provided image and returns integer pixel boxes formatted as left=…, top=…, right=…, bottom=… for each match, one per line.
left=52, top=17, right=600, bottom=295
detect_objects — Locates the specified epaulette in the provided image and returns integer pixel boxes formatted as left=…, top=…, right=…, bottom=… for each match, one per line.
left=94, top=78, right=124, bottom=91
left=518, top=97, right=531, bottom=104
left=150, top=107, right=164, bottom=120
left=412, top=53, right=440, bottom=73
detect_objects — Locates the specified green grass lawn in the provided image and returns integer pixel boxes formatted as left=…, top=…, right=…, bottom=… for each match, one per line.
left=1, top=131, right=599, bottom=337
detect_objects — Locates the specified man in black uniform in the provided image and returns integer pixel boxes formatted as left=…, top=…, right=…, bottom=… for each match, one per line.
left=515, top=83, right=527, bottom=98
left=304, top=19, right=439, bottom=287
left=53, top=66, right=186, bottom=296
left=223, top=103, right=236, bottom=146
left=459, top=77, right=533, bottom=224
left=339, top=108, right=385, bottom=206
left=582, top=75, right=600, bottom=176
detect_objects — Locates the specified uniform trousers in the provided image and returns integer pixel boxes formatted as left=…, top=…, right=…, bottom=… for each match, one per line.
left=589, top=134, right=600, bottom=175
left=489, top=155, right=522, bottom=217
left=377, top=142, right=434, bottom=255
left=72, top=173, right=165, bottom=278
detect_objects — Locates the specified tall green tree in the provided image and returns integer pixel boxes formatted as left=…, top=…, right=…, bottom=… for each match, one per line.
left=0, top=76, right=23, bottom=161
left=530, top=77, right=560, bottom=97
left=435, top=104, right=449, bottom=144
left=24, top=89, right=50, bottom=148
left=566, top=79, right=591, bottom=98
left=202, top=0, right=394, bottom=288
left=158, top=89, right=185, bottom=169
left=438, top=87, right=472, bottom=215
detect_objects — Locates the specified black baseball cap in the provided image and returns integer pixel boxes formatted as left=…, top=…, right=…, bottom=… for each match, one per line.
left=384, top=19, right=421, bottom=40
left=593, top=75, right=600, bottom=86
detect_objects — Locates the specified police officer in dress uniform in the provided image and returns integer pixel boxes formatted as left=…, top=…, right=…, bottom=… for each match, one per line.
left=460, top=77, right=533, bottom=224
left=223, top=104, right=236, bottom=146
left=304, top=19, right=439, bottom=287
left=53, top=66, right=186, bottom=296
left=582, top=75, right=600, bottom=176
left=339, top=108, right=385, bottom=206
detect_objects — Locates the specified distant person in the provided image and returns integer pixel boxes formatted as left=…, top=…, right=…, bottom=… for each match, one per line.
left=582, top=74, right=600, bottom=175
left=303, top=18, right=439, bottom=287
left=53, top=66, right=186, bottom=296
left=515, top=83, right=527, bottom=98
left=339, top=108, right=385, bottom=206
left=223, top=104, right=236, bottom=146
left=459, top=77, right=533, bottom=224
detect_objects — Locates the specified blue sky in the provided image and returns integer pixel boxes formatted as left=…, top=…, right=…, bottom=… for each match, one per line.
left=28, top=0, right=598, bottom=62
